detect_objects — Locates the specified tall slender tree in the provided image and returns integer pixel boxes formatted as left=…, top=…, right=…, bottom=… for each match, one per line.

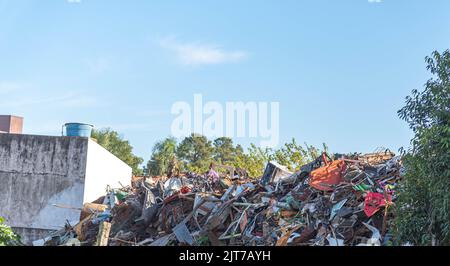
left=147, top=137, right=177, bottom=176
left=395, top=50, right=450, bottom=245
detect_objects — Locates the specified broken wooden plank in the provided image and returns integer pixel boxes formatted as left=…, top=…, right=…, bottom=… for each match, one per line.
left=74, top=213, right=94, bottom=240
left=95, top=221, right=111, bottom=246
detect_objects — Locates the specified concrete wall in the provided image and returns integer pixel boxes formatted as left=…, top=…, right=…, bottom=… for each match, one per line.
left=0, top=134, right=88, bottom=231
left=0, top=133, right=133, bottom=245
left=84, top=139, right=132, bottom=203
left=12, top=227, right=55, bottom=245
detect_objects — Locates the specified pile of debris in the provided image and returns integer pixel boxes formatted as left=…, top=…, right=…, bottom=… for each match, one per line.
left=41, top=150, right=404, bottom=246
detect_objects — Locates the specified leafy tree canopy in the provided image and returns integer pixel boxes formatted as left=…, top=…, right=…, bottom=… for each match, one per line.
left=147, top=137, right=177, bottom=176
left=147, top=134, right=327, bottom=178
left=213, top=137, right=243, bottom=164
left=176, top=133, right=214, bottom=173
left=91, top=128, right=144, bottom=176
left=395, top=50, right=450, bottom=246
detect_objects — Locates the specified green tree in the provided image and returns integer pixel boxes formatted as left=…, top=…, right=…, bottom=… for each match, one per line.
left=272, top=139, right=327, bottom=172
left=91, top=128, right=144, bottom=175
left=147, top=137, right=177, bottom=176
left=176, top=133, right=214, bottom=173
left=213, top=137, right=243, bottom=164
left=233, top=144, right=272, bottom=178
left=148, top=134, right=327, bottom=179
left=0, top=217, right=21, bottom=246
left=395, top=50, right=450, bottom=246
left=233, top=140, right=327, bottom=178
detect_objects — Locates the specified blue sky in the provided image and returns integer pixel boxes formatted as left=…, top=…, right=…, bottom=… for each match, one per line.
left=1, top=0, right=449, bottom=161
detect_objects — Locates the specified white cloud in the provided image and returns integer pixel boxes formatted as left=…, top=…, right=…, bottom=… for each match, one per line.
left=0, top=92, right=97, bottom=109
left=159, top=37, right=248, bottom=66
left=368, top=0, right=382, bottom=3
left=0, top=81, right=28, bottom=94
left=0, top=81, right=97, bottom=109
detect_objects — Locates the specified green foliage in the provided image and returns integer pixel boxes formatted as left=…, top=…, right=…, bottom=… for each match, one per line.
left=147, top=133, right=326, bottom=179
left=176, top=133, right=214, bottom=173
left=91, top=128, right=144, bottom=176
left=395, top=50, right=450, bottom=246
left=147, top=137, right=177, bottom=176
left=0, top=217, right=21, bottom=246
left=233, top=140, right=327, bottom=177
left=272, top=139, right=327, bottom=172
left=213, top=137, right=243, bottom=164
left=232, top=144, right=272, bottom=178
left=196, top=235, right=210, bottom=246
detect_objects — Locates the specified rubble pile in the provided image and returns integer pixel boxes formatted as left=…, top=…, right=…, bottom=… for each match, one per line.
left=42, top=150, right=404, bottom=246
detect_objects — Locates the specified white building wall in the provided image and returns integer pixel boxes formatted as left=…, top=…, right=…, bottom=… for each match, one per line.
left=83, top=139, right=132, bottom=203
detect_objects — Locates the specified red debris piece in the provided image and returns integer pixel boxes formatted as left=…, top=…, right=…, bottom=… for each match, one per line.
left=364, top=192, right=392, bottom=217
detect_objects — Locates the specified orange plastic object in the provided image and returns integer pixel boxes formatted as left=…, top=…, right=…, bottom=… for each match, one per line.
left=309, top=154, right=347, bottom=191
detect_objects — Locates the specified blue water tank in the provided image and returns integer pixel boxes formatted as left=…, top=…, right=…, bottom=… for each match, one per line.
left=63, top=123, right=94, bottom=137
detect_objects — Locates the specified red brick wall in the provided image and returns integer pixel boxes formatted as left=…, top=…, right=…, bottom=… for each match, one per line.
left=0, top=115, right=23, bottom=133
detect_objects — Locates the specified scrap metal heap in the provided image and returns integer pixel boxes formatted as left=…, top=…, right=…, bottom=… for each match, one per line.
left=42, top=150, right=404, bottom=246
